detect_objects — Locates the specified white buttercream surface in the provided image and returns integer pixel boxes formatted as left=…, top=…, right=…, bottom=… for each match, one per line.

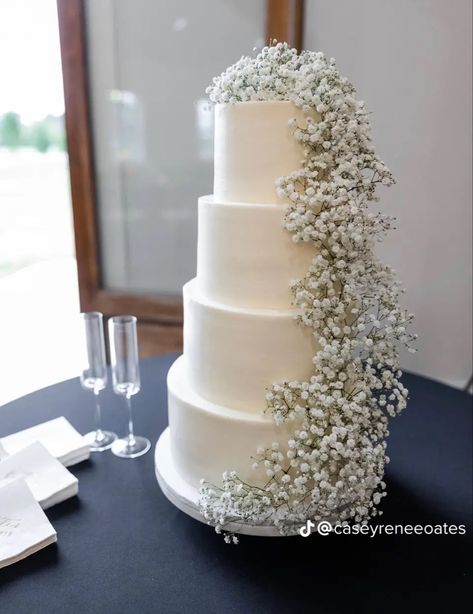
left=197, top=195, right=316, bottom=309
left=213, top=101, right=308, bottom=204
left=167, top=356, right=296, bottom=488
left=183, top=279, right=317, bottom=413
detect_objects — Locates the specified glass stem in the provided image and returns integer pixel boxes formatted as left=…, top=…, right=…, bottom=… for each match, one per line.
left=94, top=389, right=104, bottom=442
left=125, top=394, right=136, bottom=447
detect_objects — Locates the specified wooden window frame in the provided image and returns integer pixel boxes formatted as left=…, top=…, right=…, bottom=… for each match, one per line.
left=56, top=0, right=304, bottom=330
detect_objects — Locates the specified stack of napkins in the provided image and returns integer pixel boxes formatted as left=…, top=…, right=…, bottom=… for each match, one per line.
left=0, top=479, right=57, bottom=569
left=0, top=417, right=89, bottom=568
left=0, top=442, right=78, bottom=510
left=0, top=417, right=90, bottom=466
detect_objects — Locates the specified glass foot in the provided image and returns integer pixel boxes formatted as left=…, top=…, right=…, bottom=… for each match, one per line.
left=84, top=429, right=117, bottom=452
left=111, top=435, right=151, bottom=459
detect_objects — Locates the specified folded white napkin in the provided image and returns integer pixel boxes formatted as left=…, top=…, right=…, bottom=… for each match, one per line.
left=0, top=442, right=78, bottom=510
left=0, top=417, right=90, bottom=467
left=0, top=478, right=57, bottom=569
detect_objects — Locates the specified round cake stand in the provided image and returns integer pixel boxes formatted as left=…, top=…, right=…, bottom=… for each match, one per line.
left=155, top=428, right=287, bottom=537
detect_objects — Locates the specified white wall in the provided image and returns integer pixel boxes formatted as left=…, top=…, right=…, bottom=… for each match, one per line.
left=304, top=0, right=472, bottom=388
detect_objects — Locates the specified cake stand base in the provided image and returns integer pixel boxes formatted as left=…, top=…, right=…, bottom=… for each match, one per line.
left=154, top=428, right=288, bottom=537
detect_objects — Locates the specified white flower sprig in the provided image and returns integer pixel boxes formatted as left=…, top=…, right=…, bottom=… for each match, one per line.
left=200, top=43, right=416, bottom=540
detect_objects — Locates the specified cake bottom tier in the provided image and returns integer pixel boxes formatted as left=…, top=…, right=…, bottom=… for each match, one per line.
left=155, top=428, right=290, bottom=536
left=167, top=355, right=295, bottom=489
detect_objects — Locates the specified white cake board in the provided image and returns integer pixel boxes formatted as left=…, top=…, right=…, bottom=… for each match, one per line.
left=155, top=428, right=288, bottom=537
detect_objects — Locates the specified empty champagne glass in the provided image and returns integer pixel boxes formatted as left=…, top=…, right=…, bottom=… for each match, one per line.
left=108, top=315, right=150, bottom=458
left=80, top=312, right=117, bottom=451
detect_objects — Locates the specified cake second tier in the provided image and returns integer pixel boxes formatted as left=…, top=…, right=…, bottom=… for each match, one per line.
left=183, top=279, right=318, bottom=413
left=197, top=195, right=315, bottom=309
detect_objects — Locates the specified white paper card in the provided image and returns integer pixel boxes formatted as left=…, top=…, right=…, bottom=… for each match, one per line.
left=0, top=478, right=57, bottom=569
left=0, top=442, right=78, bottom=510
left=0, top=417, right=90, bottom=466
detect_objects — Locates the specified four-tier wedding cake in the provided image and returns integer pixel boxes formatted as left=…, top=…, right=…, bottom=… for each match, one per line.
left=155, top=43, right=414, bottom=538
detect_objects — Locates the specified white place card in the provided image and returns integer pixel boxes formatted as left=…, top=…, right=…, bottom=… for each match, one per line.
left=0, top=416, right=90, bottom=467
left=0, top=478, right=57, bottom=569
left=0, top=442, right=78, bottom=510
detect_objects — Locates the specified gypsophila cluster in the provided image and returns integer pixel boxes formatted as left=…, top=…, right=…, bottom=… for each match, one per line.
left=200, top=42, right=416, bottom=540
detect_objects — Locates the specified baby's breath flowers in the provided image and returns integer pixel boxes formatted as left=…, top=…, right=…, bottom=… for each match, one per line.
left=200, top=42, right=416, bottom=539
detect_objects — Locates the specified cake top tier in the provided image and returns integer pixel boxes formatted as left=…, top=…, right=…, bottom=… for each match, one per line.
left=207, top=42, right=350, bottom=204
left=213, top=101, right=310, bottom=204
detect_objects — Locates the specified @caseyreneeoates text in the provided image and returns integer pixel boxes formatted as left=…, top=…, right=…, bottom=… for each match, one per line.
left=299, top=520, right=467, bottom=538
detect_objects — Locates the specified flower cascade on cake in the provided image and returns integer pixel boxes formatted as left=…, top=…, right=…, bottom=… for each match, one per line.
left=200, top=42, right=416, bottom=540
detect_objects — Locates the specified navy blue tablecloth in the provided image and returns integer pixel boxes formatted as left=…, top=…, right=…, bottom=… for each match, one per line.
left=0, top=353, right=471, bottom=613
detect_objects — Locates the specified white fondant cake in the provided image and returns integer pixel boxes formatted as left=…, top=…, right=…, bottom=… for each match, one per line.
left=157, top=100, right=316, bottom=508
left=156, top=43, right=410, bottom=538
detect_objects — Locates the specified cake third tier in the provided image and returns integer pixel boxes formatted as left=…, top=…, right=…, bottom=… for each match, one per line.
left=183, top=279, right=317, bottom=412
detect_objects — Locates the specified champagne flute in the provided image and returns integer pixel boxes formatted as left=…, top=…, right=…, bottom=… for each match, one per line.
left=80, top=312, right=117, bottom=451
left=109, top=315, right=150, bottom=458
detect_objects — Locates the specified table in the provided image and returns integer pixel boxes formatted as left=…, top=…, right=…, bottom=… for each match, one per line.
left=0, top=353, right=471, bottom=613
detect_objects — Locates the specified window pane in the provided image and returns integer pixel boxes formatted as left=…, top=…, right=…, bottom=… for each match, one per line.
left=84, top=0, right=265, bottom=294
